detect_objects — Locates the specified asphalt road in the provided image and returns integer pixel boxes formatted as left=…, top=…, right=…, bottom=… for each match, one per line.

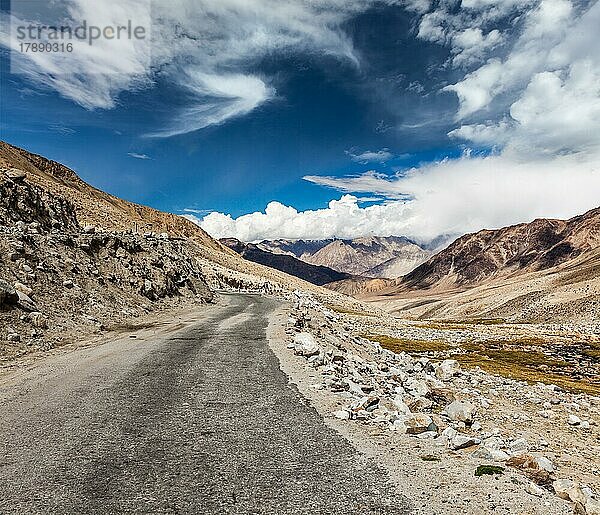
left=0, top=294, right=411, bottom=514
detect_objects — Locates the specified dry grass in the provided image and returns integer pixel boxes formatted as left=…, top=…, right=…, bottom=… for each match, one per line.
left=362, top=334, right=600, bottom=396
left=327, top=305, right=374, bottom=317
left=413, top=318, right=506, bottom=330
left=362, top=334, right=451, bottom=354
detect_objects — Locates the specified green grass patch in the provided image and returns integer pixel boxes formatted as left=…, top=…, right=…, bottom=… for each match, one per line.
left=475, top=465, right=504, bottom=476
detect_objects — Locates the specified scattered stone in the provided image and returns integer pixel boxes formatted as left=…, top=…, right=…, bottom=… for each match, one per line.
left=405, top=413, right=437, bottom=435
left=334, top=410, right=350, bottom=420
left=450, top=434, right=481, bottom=450
left=444, top=400, right=476, bottom=424
left=436, top=359, right=461, bottom=380
left=63, top=280, right=74, bottom=289
left=526, top=482, right=545, bottom=497
left=568, top=414, right=582, bottom=426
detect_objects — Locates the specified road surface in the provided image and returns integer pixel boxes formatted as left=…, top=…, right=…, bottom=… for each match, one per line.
left=0, top=294, right=411, bottom=514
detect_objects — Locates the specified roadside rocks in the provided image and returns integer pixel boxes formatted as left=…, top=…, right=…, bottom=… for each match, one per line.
left=0, top=279, right=19, bottom=306
left=436, top=359, right=461, bottom=381
left=284, top=294, right=600, bottom=513
left=443, top=400, right=476, bottom=425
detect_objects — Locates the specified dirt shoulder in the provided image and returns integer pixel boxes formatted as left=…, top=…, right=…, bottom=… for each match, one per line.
left=267, top=299, right=599, bottom=515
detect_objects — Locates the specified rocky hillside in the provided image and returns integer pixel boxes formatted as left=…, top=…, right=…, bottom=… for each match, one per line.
left=0, top=141, right=225, bottom=251
left=256, top=239, right=334, bottom=258
left=220, top=238, right=352, bottom=286
left=400, top=208, right=600, bottom=291
left=0, top=167, right=215, bottom=361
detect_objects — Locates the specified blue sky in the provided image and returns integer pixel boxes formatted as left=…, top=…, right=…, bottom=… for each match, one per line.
left=1, top=0, right=599, bottom=242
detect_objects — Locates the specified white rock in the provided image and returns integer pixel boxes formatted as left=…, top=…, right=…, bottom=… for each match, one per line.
left=293, top=332, right=320, bottom=357
left=436, top=359, right=460, bottom=380
left=526, top=482, right=545, bottom=497
left=553, top=479, right=585, bottom=503
left=450, top=434, right=481, bottom=450
left=509, top=438, right=529, bottom=454
left=490, top=449, right=510, bottom=461
left=405, top=378, right=430, bottom=397
left=535, top=456, right=554, bottom=473
left=391, top=396, right=411, bottom=416
left=334, top=410, right=350, bottom=420
left=444, top=400, right=476, bottom=424
left=568, top=414, right=582, bottom=426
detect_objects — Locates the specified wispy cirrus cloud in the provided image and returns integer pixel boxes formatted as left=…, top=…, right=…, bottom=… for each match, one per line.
left=345, top=148, right=394, bottom=163
left=127, top=152, right=152, bottom=160
left=1, top=0, right=404, bottom=137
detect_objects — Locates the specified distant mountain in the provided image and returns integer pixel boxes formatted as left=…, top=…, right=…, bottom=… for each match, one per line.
left=400, top=208, right=600, bottom=291
left=300, top=236, right=431, bottom=277
left=220, top=238, right=352, bottom=286
left=256, top=239, right=333, bottom=258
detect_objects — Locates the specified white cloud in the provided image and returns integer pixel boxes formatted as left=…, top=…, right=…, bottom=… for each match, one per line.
left=128, top=152, right=151, bottom=159
left=1, top=0, right=402, bottom=136
left=197, top=151, right=600, bottom=242
left=346, top=149, right=394, bottom=163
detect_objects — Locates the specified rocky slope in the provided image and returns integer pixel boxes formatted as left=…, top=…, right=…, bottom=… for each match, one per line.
left=0, top=141, right=225, bottom=251
left=401, top=209, right=600, bottom=290
left=220, top=238, right=352, bottom=286
left=0, top=169, right=214, bottom=361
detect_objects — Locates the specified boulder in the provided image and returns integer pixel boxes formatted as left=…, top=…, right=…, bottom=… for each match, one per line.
left=436, top=359, right=461, bottom=380
left=405, top=413, right=437, bottom=435
left=5, top=168, right=26, bottom=182
left=553, top=479, right=585, bottom=503
left=293, top=333, right=320, bottom=357
left=0, top=280, right=19, bottom=306
left=444, top=400, right=476, bottom=424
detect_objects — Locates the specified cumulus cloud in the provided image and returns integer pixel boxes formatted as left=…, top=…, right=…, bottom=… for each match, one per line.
left=345, top=149, right=394, bottom=163
left=441, top=0, right=599, bottom=156
left=197, top=151, right=600, bottom=242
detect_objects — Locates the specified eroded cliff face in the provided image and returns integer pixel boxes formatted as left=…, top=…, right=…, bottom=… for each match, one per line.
left=0, top=169, right=213, bottom=359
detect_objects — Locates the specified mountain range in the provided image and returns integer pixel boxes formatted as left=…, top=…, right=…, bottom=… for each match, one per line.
left=340, top=208, right=600, bottom=323
left=257, top=236, right=432, bottom=278
left=220, top=238, right=352, bottom=286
